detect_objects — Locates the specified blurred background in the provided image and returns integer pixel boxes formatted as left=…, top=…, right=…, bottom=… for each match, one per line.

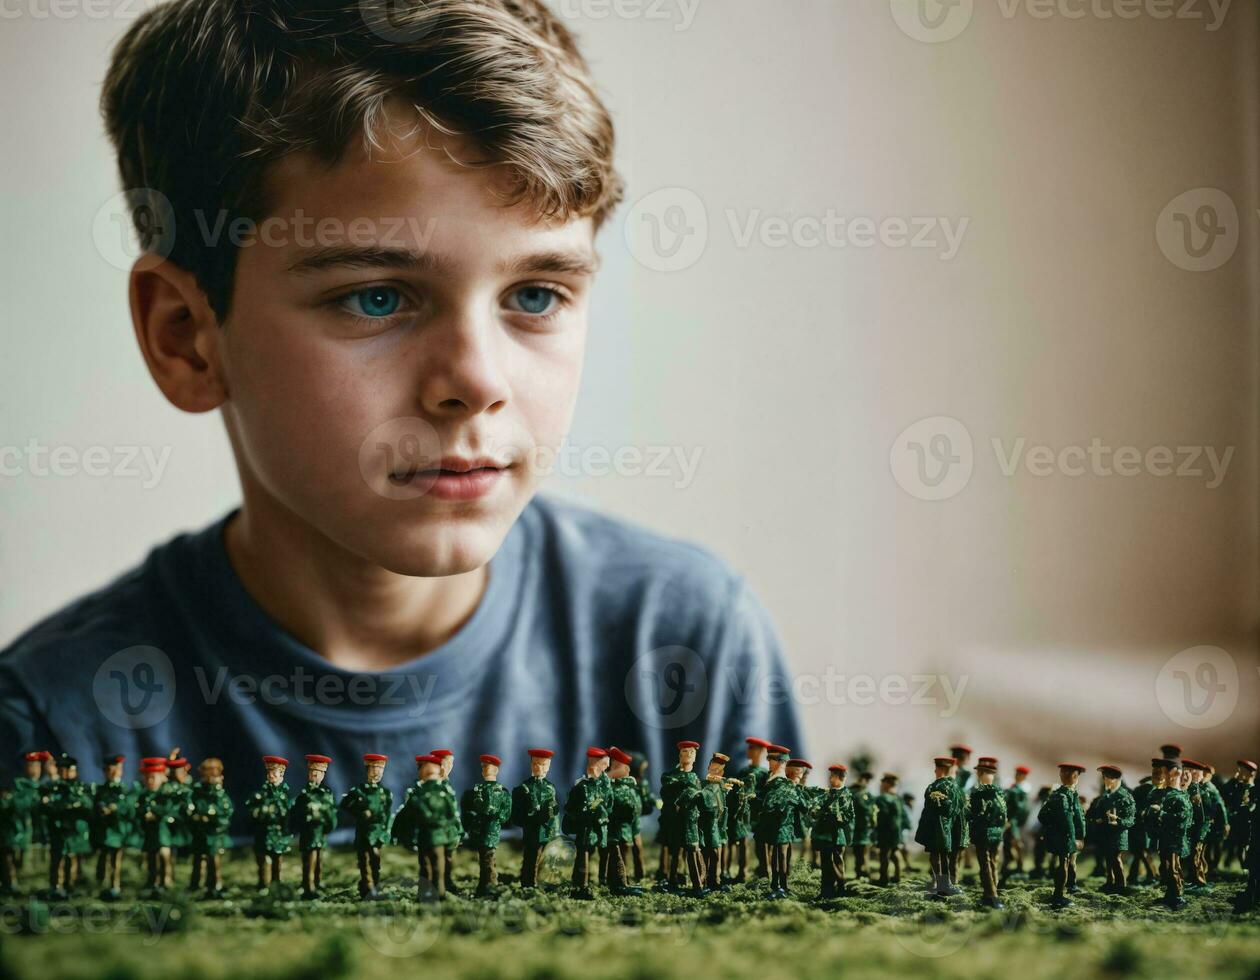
left=1, top=0, right=1256, bottom=790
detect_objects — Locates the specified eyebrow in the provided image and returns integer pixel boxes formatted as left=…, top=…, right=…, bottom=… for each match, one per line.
left=286, top=244, right=600, bottom=277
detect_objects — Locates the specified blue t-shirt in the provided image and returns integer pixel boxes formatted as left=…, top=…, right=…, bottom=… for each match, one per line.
left=0, top=494, right=802, bottom=839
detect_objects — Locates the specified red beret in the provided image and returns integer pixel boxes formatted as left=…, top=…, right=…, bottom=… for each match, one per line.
left=140, top=761, right=166, bottom=774
left=141, top=756, right=168, bottom=767
left=934, top=756, right=956, bottom=766
left=1238, top=759, right=1258, bottom=773
left=950, top=744, right=972, bottom=754
left=608, top=747, right=633, bottom=765
left=586, top=747, right=608, bottom=759
left=305, top=755, right=332, bottom=765
left=1014, top=765, right=1030, bottom=774
left=1097, top=765, right=1122, bottom=776
left=768, top=744, right=791, bottom=756
left=479, top=754, right=502, bottom=767
left=415, top=755, right=441, bottom=765
left=431, top=749, right=453, bottom=759
left=362, top=754, right=388, bottom=763
left=35, top=750, right=52, bottom=761
left=527, top=748, right=554, bottom=759
left=22, top=751, right=43, bottom=762
left=676, top=741, right=700, bottom=750
left=262, top=755, right=288, bottom=766
left=1057, top=762, right=1086, bottom=773
left=745, top=737, right=771, bottom=748
left=829, top=764, right=848, bottom=774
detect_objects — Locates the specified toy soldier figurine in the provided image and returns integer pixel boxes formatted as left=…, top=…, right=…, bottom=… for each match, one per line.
left=849, top=770, right=878, bottom=879
left=872, top=773, right=906, bottom=885
left=1001, top=764, right=1031, bottom=880
left=1233, top=785, right=1259, bottom=913
left=756, top=752, right=804, bottom=898
left=1182, top=759, right=1211, bottom=891
left=658, top=740, right=704, bottom=894
left=697, top=751, right=736, bottom=892
left=460, top=753, right=513, bottom=897
left=563, top=747, right=612, bottom=899
left=338, top=753, right=391, bottom=899
left=950, top=744, right=973, bottom=791
left=1087, top=764, right=1134, bottom=895
left=0, top=760, right=37, bottom=895
left=135, top=757, right=179, bottom=895
left=246, top=755, right=293, bottom=891
left=429, top=749, right=462, bottom=894
left=1128, top=772, right=1158, bottom=886
left=1223, top=759, right=1255, bottom=868
left=898, top=791, right=918, bottom=871
left=289, top=755, right=336, bottom=899
left=1038, top=762, right=1087, bottom=908
left=726, top=737, right=769, bottom=881
left=1200, top=763, right=1230, bottom=877
left=161, top=753, right=193, bottom=886
left=12, top=751, right=44, bottom=874
left=603, top=747, right=646, bottom=896
left=968, top=757, right=1007, bottom=909
left=393, top=754, right=461, bottom=900
left=43, top=754, right=92, bottom=899
left=511, top=748, right=559, bottom=889
left=786, top=760, right=811, bottom=872
left=1154, top=759, right=1191, bottom=910
left=188, top=757, right=233, bottom=898
left=629, top=751, right=658, bottom=881
left=916, top=756, right=964, bottom=898
left=91, top=754, right=134, bottom=900
left=813, top=764, right=854, bottom=898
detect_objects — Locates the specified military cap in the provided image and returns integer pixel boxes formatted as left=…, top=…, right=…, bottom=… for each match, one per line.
left=1238, top=760, right=1258, bottom=773
left=431, top=749, right=453, bottom=759
left=262, top=755, right=288, bottom=767
left=949, top=743, right=972, bottom=754
left=141, top=756, right=169, bottom=767
left=745, top=737, right=771, bottom=748
left=166, top=757, right=190, bottom=769
left=933, top=756, right=957, bottom=767
left=976, top=757, right=998, bottom=772
left=1151, top=757, right=1179, bottom=769
left=305, top=754, right=332, bottom=766
left=786, top=758, right=810, bottom=769
left=22, top=751, right=43, bottom=762
left=829, top=764, right=848, bottom=774
left=710, top=752, right=730, bottom=764
left=479, top=754, right=503, bottom=767
left=1056, top=762, right=1086, bottom=773
left=586, top=746, right=608, bottom=759
left=1159, top=743, right=1182, bottom=757
left=608, top=747, right=633, bottom=765
left=140, top=760, right=166, bottom=774
left=1014, top=764, right=1031, bottom=775
left=1097, top=764, right=1122, bottom=777
left=102, top=754, right=125, bottom=766
left=362, top=754, right=388, bottom=762
left=768, top=744, right=791, bottom=759
left=1182, top=759, right=1207, bottom=771
left=415, top=754, right=441, bottom=766
left=880, top=771, right=899, bottom=782
left=526, top=748, right=554, bottom=759
left=676, top=740, right=700, bottom=750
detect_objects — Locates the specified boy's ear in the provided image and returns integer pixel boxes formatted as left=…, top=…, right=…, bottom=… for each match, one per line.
left=128, top=256, right=227, bottom=413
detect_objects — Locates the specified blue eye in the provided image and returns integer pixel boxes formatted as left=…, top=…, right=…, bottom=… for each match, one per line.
left=344, top=286, right=401, bottom=318
left=509, top=286, right=558, bottom=316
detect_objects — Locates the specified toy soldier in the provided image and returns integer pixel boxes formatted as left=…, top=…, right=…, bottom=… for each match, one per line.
left=1223, top=759, right=1255, bottom=868
left=1087, top=764, right=1134, bottom=894
left=916, top=756, right=966, bottom=898
left=562, top=747, right=613, bottom=899
left=1182, top=759, right=1212, bottom=891
left=603, top=747, right=646, bottom=896
left=135, top=757, right=179, bottom=894
left=43, top=754, right=92, bottom=899
left=91, top=754, right=134, bottom=900
left=787, top=759, right=816, bottom=881
left=967, top=757, right=1006, bottom=908
left=511, top=748, right=559, bottom=889
left=0, top=772, right=34, bottom=895
left=460, top=753, right=513, bottom=897
left=727, top=737, right=769, bottom=881
left=1128, top=772, right=1158, bottom=886
left=950, top=744, right=973, bottom=791
left=813, top=764, right=854, bottom=898
left=161, top=753, right=193, bottom=880
left=393, top=754, right=461, bottom=900
left=1154, top=759, right=1191, bottom=910
left=872, top=772, right=905, bottom=885
left=849, top=770, right=878, bottom=879
left=289, top=754, right=336, bottom=899
left=430, top=749, right=462, bottom=894
left=246, top=755, right=293, bottom=891
left=756, top=752, right=804, bottom=898
left=1200, top=763, right=1230, bottom=877
left=32, top=751, right=57, bottom=866
left=898, top=791, right=917, bottom=871
left=629, top=750, right=658, bottom=880
left=697, top=751, right=737, bottom=892
left=1038, top=762, right=1087, bottom=908
left=188, top=757, right=233, bottom=898
left=12, top=751, right=44, bottom=873
left=1001, top=764, right=1031, bottom=880
left=1233, top=787, right=1259, bottom=913
left=658, top=740, right=705, bottom=893
left=338, top=753, right=391, bottom=899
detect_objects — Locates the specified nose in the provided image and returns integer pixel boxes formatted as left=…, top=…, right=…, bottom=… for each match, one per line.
left=414, top=308, right=510, bottom=419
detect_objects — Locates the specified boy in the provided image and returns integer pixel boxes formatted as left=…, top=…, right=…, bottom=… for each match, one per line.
left=0, top=0, right=802, bottom=827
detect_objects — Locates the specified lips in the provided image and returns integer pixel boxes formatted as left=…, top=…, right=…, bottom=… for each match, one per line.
left=387, top=454, right=512, bottom=501
left=390, top=456, right=507, bottom=482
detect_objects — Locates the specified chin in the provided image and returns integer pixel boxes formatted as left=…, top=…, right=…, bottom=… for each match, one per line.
left=364, top=509, right=512, bottom=577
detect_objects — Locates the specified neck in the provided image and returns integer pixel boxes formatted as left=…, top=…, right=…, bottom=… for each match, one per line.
left=225, top=498, right=488, bottom=671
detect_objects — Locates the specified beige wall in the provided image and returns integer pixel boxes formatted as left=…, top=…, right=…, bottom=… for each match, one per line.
left=1, top=1, right=1255, bottom=786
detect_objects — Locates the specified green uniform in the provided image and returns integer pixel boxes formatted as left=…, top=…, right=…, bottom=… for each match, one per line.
left=956, top=766, right=973, bottom=791
left=1038, top=785, right=1085, bottom=857
left=187, top=783, right=234, bottom=854
left=394, top=780, right=462, bottom=850
left=159, top=780, right=193, bottom=848
left=246, top=782, right=293, bottom=856
left=698, top=778, right=729, bottom=849
left=874, top=791, right=910, bottom=849
left=812, top=787, right=854, bottom=848
left=339, top=782, right=393, bottom=848
left=915, top=777, right=966, bottom=853
left=135, top=787, right=182, bottom=851
left=1200, top=779, right=1229, bottom=843
left=289, top=782, right=337, bottom=851
left=754, top=776, right=802, bottom=846
left=511, top=774, right=559, bottom=889
left=969, top=782, right=1007, bottom=900
left=659, top=765, right=702, bottom=848
left=730, top=764, right=766, bottom=841
left=461, top=780, right=513, bottom=849
left=0, top=787, right=26, bottom=892
left=563, top=774, right=613, bottom=850
left=1087, top=786, right=1135, bottom=855
left=10, top=777, right=38, bottom=849
left=44, top=779, right=93, bottom=856
left=851, top=787, right=877, bottom=846
left=1156, top=788, right=1191, bottom=858
left=607, top=775, right=642, bottom=846
left=90, top=779, right=136, bottom=851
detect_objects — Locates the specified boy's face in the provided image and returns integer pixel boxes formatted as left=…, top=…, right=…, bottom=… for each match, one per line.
left=216, top=111, right=596, bottom=577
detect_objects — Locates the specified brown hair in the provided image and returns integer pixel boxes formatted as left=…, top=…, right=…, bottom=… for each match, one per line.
left=100, top=0, right=624, bottom=321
